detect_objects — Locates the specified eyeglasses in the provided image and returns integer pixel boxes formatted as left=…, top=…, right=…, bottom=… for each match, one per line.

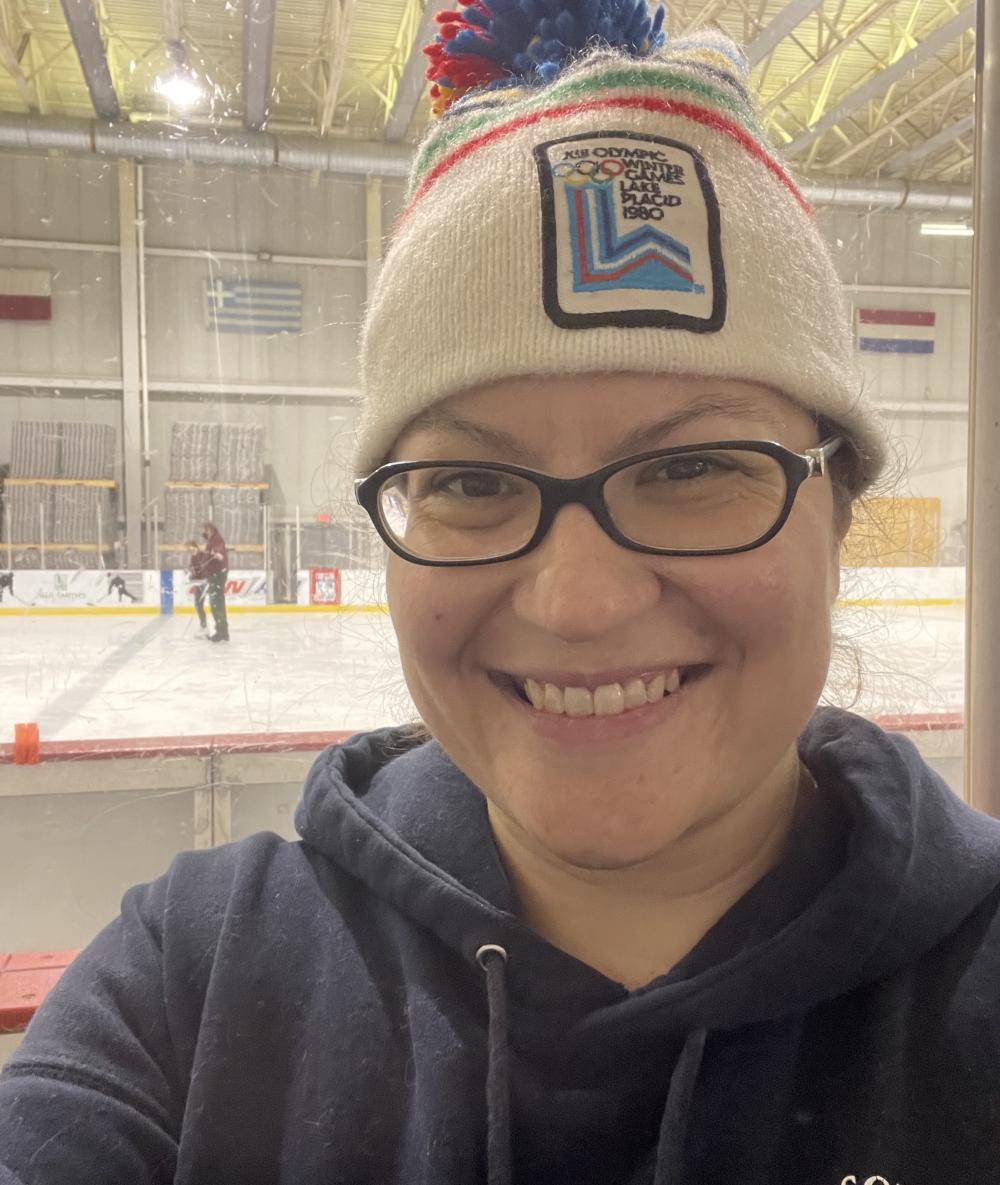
left=355, top=437, right=844, bottom=567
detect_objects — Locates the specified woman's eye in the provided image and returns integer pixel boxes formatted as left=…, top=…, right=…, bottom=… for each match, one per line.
left=437, top=471, right=507, bottom=498
left=666, top=458, right=710, bottom=479
left=655, top=455, right=723, bottom=480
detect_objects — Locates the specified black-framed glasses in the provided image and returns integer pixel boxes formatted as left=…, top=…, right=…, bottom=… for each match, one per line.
left=355, top=437, right=844, bottom=567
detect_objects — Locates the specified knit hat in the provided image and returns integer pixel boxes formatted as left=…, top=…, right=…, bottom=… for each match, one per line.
left=356, top=0, right=887, bottom=489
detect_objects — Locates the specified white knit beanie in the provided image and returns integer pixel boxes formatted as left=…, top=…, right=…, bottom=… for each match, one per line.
left=356, top=3, right=887, bottom=488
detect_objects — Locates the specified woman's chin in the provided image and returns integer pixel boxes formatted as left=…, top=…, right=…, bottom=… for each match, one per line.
left=493, top=787, right=697, bottom=871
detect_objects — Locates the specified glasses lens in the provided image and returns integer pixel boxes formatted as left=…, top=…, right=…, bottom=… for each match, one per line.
left=377, top=466, right=541, bottom=561
left=605, top=448, right=788, bottom=551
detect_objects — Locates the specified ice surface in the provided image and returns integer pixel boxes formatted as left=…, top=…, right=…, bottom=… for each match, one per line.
left=0, top=604, right=965, bottom=743
left=1, top=611, right=412, bottom=742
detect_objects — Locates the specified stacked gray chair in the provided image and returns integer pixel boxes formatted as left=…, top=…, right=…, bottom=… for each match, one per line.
left=10, top=422, right=61, bottom=478
left=170, top=422, right=220, bottom=482
left=60, top=423, right=115, bottom=480
left=217, top=423, right=264, bottom=483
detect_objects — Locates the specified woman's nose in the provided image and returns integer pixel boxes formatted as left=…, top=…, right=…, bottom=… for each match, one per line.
left=510, top=504, right=662, bottom=642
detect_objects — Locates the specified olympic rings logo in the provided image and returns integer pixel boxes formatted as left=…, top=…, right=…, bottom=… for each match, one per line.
left=552, top=158, right=625, bottom=183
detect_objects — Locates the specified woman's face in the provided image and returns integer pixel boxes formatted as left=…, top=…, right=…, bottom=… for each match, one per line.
left=386, top=374, right=843, bottom=870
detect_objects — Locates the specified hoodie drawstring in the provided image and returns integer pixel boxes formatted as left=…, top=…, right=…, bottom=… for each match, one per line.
left=651, top=1026, right=708, bottom=1185
left=476, top=943, right=512, bottom=1185
left=475, top=943, right=706, bottom=1185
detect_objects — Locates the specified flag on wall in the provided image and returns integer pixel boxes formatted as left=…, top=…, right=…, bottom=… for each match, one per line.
left=205, top=279, right=303, bottom=335
left=856, top=308, right=935, bottom=355
left=0, top=268, right=52, bottom=321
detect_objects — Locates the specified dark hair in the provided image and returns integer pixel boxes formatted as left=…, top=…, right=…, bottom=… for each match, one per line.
left=814, top=414, right=871, bottom=542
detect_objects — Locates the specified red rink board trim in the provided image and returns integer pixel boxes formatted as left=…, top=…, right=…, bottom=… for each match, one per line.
left=0, top=730, right=355, bottom=763
left=0, top=716, right=962, bottom=764
left=857, top=308, right=936, bottom=327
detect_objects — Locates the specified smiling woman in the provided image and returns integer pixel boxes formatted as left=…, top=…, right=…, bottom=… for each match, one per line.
left=381, top=377, right=844, bottom=887
left=1, top=3, right=999, bottom=1185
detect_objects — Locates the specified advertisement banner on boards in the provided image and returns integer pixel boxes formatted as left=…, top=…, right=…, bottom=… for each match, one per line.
left=0, top=570, right=145, bottom=608
left=172, top=569, right=268, bottom=609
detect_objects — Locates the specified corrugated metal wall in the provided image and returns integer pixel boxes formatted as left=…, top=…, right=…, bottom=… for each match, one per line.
left=141, top=163, right=369, bottom=391
left=0, top=155, right=120, bottom=381
left=0, top=150, right=972, bottom=534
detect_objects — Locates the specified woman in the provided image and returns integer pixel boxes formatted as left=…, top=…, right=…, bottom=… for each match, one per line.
left=2, top=5, right=1000, bottom=1183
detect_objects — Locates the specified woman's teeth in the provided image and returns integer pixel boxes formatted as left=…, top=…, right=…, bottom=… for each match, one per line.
left=522, top=670, right=682, bottom=717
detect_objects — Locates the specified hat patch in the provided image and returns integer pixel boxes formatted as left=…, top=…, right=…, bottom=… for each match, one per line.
left=534, top=131, right=725, bottom=332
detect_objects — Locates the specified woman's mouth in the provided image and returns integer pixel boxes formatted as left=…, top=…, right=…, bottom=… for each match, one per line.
left=492, top=665, right=710, bottom=719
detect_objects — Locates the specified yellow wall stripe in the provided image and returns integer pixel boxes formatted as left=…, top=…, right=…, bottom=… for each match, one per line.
left=0, top=598, right=962, bottom=617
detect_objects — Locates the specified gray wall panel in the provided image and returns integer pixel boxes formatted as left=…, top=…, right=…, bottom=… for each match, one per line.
left=0, top=153, right=117, bottom=241
left=143, top=255, right=362, bottom=388
left=0, top=247, right=121, bottom=379
left=142, top=163, right=368, bottom=259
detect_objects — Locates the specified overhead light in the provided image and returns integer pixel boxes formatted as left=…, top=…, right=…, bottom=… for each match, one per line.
left=920, top=222, right=974, bottom=237
left=155, top=39, right=204, bottom=110
left=155, top=69, right=204, bottom=109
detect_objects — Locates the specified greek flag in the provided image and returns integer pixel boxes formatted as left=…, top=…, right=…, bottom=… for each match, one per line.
left=205, top=279, right=303, bottom=335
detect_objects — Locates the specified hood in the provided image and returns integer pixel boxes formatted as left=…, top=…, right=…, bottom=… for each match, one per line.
left=296, top=706, right=1000, bottom=1029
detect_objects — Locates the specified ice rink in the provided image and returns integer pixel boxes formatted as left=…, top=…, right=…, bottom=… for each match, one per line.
left=0, top=602, right=965, bottom=743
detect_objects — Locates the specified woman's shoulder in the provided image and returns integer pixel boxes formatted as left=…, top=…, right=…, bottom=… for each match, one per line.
left=146, top=828, right=355, bottom=942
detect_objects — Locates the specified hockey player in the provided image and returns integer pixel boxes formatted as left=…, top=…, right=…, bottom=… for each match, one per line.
left=200, top=520, right=229, bottom=642
left=185, top=539, right=212, bottom=632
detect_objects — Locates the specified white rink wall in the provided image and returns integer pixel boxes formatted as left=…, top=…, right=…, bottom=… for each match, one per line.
left=0, top=564, right=962, bottom=613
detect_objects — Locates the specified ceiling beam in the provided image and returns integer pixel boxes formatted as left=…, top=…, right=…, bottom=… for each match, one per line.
left=317, top=0, right=357, bottom=137
left=678, top=0, right=730, bottom=37
left=243, top=0, right=277, bottom=131
left=763, top=0, right=904, bottom=115
left=783, top=6, right=975, bottom=158
left=384, top=0, right=440, bottom=143
left=0, top=27, right=38, bottom=112
left=936, top=150, right=974, bottom=181
left=826, top=70, right=970, bottom=168
left=59, top=0, right=120, bottom=120
left=746, top=0, right=825, bottom=67
left=884, top=112, right=975, bottom=175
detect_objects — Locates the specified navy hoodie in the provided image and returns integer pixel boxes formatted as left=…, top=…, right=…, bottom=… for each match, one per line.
left=3, top=707, right=1000, bottom=1185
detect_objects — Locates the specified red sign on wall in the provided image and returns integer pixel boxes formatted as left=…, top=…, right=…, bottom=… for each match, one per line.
left=310, top=568, right=341, bottom=605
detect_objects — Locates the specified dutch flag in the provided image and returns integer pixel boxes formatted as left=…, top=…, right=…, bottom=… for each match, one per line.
left=856, top=308, right=935, bottom=355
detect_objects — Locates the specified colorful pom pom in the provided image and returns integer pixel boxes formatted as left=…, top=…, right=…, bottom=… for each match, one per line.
left=423, top=0, right=667, bottom=116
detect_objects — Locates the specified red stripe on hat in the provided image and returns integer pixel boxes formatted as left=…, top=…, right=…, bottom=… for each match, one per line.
left=404, top=95, right=811, bottom=223
left=858, top=308, right=936, bottom=327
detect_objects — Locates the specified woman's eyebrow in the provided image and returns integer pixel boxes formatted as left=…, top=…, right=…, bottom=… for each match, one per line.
left=407, top=396, right=780, bottom=466
left=603, top=398, right=781, bottom=462
left=406, top=411, right=543, bottom=464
